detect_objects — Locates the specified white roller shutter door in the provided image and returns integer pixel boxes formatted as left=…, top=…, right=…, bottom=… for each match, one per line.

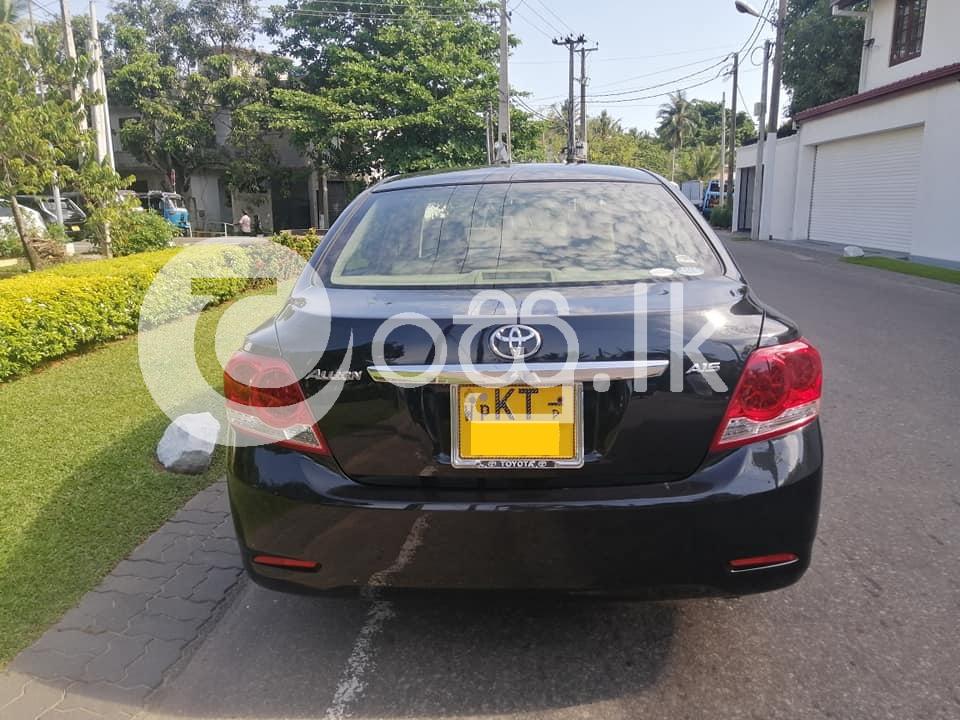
left=809, top=126, right=923, bottom=253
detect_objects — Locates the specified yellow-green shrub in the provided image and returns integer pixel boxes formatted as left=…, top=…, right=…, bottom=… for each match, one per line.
left=271, top=229, right=323, bottom=260
left=0, top=246, right=259, bottom=381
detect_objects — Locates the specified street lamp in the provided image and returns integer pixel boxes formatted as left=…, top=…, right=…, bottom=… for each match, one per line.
left=734, top=0, right=780, bottom=26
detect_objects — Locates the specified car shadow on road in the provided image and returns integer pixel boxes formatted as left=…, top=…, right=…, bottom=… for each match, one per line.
left=141, top=585, right=681, bottom=719
left=351, top=594, right=679, bottom=718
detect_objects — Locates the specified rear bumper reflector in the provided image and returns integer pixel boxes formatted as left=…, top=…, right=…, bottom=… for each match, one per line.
left=252, top=555, right=319, bottom=571
left=728, top=553, right=799, bottom=573
left=367, top=360, right=669, bottom=386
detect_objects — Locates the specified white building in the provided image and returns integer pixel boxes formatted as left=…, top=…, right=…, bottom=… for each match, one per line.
left=733, top=0, right=960, bottom=267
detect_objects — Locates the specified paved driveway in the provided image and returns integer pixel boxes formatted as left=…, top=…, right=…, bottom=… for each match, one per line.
left=11, top=238, right=960, bottom=719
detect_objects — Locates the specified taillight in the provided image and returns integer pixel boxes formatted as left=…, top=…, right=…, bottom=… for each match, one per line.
left=223, top=351, right=329, bottom=455
left=711, top=339, right=822, bottom=452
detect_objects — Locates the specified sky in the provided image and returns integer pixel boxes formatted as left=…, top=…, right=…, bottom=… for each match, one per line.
left=508, top=0, right=779, bottom=133
left=66, top=0, right=780, bottom=135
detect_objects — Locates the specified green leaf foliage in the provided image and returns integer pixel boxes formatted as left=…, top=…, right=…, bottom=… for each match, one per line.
left=264, top=0, right=502, bottom=176
left=0, top=238, right=304, bottom=380
left=783, top=0, right=864, bottom=115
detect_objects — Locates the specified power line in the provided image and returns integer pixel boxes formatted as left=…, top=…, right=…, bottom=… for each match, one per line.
left=280, top=8, right=474, bottom=20
left=513, top=45, right=736, bottom=65
left=587, top=56, right=729, bottom=99
left=585, top=53, right=729, bottom=90
left=571, top=2, right=772, bottom=109
left=531, top=0, right=572, bottom=34
left=584, top=68, right=727, bottom=105
left=526, top=52, right=730, bottom=103
left=290, top=0, right=484, bottom=11
left=513, top=96, right=549, bottom=120
left=511, top=9, right=553, bottom=40
left=515, top=1, right=564, bottom=36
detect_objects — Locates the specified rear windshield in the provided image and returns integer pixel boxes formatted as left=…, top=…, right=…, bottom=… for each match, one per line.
left=324, top=181, right=722, bottom=287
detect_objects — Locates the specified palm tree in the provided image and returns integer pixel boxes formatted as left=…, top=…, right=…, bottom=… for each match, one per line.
left=683, top=144, right=721, bottom=183
left=590, top=110, right=622, bottom=142
left=657, top=90, right=698, bottom=181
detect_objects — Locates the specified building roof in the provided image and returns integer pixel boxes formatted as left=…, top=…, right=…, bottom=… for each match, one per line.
left=794, top=62, right=960, bottom=122
left=373, top=164, right=659, bottom=192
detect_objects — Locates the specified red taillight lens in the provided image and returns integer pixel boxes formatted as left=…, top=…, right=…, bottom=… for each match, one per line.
left=223, top=351, right=329, bottom=455
left=711, top=339, right=822, bottom=451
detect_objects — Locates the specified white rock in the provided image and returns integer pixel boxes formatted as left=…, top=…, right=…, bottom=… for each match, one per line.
left=843, top=245, right=865, bottom=258
left=157, top=413, right=221, bottom=474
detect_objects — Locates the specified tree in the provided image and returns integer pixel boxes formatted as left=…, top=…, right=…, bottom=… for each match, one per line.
left=0, top=0, right=26, bottom=25
left=689, top=99, right=757, bottom=146
left=0, top=25, right=122, bottom=268
left=188, top=0, right=259, bottom=54
left=264, top=0, right=502, bottom=177
left=783, top=0, right=863, bottom=116
left=108, top=20, right=272, bottom=196
left=591, top=110, right=622, bottom=142
left=107, top=0, right=195, bottom=70
left=657, top=91, right=698, bottom=181
left=634, top=135, right=671, bottom=177
left=681, top=144, right=721, bottom=183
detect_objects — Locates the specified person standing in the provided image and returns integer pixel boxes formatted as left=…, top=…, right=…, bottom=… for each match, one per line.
left=238, top=209, right=252, bottom=236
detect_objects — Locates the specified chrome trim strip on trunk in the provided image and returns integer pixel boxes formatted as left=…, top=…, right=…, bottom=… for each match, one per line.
left=366, top=360, right=669, bottom=386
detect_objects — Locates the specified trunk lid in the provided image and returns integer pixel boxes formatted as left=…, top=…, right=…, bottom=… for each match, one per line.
left=277, top=278, right=764, bottom=487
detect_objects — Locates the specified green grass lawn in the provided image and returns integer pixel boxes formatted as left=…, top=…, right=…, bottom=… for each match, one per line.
left=0, top=291, right=275, bottom=665
left=842, top=256, right=960, bottom=285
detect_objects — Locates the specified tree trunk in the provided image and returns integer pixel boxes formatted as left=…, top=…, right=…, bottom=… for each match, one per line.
left=9, top=196, right=41, bottom=271
left=102, top=219, right=113, bottom=259
left=321, top=168, right=330, bottom=230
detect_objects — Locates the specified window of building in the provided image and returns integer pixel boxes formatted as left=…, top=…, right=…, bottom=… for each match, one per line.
left=890, top=0, right=927, bottom=66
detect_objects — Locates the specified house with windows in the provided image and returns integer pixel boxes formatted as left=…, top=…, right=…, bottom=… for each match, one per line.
left=111, top=109, right=351, bottom=235
left=109, top=49, right=351, bottom=235
left=733, top=0, right=960, bottom=267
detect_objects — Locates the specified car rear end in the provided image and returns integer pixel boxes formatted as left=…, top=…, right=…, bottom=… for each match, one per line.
left=225, top=165, right=823, bottom=598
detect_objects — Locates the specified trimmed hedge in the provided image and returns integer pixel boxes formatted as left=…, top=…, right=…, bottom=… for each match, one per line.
left=272, top=228, right=323, bottom=260
left=0, top=243, right=298, bottom=381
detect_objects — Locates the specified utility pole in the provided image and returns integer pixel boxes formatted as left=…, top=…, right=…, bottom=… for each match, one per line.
left=90, top=1, right=115, bottom=169
left=485, top=105, right=494, bottom=164
left=720, top=90, right=726, bottom=197
left=578, top=44, right=597, bottom=162
left=496, top=0, right=511, bottom=163
left=59, top=0, right=88, bottom=133
left=26, top=0, right=64, bottom=225
left=750, top=40, right=772, bottom=242
left=553, top=34, right=585, bottom=164
left=767, top=0, right=788, bottom=133
left=88, top=1, right=108, bottom=165
left=726, top=52, right=738, bottom=214
left=756, top=0, right=788, bottom=241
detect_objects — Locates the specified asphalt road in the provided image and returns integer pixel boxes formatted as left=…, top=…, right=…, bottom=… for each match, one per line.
left=143, top=238, right=960, bottom=720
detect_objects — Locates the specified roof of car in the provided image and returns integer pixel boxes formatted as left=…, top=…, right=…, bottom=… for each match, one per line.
left=372, top=163, right=662, bottom=192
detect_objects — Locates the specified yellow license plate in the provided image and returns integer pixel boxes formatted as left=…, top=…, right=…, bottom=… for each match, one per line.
left=453, top=384, right=581, bottom=467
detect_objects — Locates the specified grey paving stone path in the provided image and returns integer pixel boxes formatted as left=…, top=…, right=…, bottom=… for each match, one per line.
left=0, top=480, right=244, bottom=719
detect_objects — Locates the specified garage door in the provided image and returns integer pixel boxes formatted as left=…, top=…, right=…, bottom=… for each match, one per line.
left=809, top=126, right=923, bottom=253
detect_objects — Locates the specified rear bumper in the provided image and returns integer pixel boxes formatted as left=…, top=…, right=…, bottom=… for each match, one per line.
left=227, top=423, right=822, bottom=598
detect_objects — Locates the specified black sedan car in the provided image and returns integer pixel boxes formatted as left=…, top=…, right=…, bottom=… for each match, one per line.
left=225, top=164, right=823, bottom=598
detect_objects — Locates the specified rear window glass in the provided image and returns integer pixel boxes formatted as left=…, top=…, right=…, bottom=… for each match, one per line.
left=325, top=181, right=722, bottom=287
